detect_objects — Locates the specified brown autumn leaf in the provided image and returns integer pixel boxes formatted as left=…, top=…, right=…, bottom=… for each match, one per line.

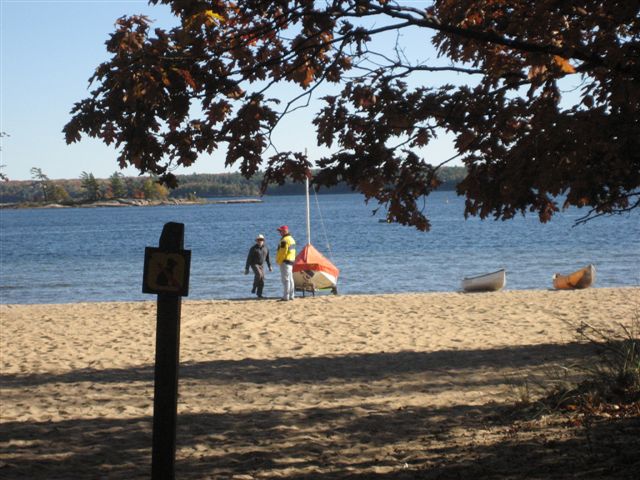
left=177, top=69, right=197, bottom=89
left=414, top=129, right=430, bottom=146
left=528, top=63, right=547, bottom=80
left=553, top=55, right=576, bottom=73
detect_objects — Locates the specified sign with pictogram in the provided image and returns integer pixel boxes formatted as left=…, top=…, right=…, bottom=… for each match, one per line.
left=143, top=248, right=191, bottom=296
left=144, top=222, right=190, bottom=480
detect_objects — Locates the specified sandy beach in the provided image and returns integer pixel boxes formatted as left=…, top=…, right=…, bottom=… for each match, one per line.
left=1, top=287, right=639, bottom=479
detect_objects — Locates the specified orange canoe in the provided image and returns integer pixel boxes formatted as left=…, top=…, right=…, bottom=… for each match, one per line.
left=552, top=264, right=596, bottom=289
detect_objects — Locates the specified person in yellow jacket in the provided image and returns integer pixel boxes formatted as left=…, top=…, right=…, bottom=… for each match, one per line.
left=275, top=225, right=296, bottom=301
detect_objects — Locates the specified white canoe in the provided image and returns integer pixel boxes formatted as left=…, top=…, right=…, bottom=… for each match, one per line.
left=461, top=269, right=506, bottom=292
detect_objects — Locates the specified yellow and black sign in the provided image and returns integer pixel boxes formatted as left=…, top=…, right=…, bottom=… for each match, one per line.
left=143, top=247, right=191, bottom=296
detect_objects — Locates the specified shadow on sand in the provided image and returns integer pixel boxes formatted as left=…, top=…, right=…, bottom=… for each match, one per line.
left=1, top=342, right=638, bottom=479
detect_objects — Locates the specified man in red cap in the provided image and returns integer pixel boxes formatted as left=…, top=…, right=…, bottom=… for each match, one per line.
left=275, top=225, right=296, bottom=301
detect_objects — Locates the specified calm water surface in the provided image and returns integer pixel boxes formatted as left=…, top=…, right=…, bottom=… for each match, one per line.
left=0, top=192, right=638, bottom=304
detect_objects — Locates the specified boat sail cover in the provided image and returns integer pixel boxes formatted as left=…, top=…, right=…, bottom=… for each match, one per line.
left=293, top=243, right=339, bottom=291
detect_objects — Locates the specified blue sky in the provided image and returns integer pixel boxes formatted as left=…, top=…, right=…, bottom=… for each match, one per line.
left=1, top=0, right=460, bottom=181
left=1, top=0, right=180, bottom=180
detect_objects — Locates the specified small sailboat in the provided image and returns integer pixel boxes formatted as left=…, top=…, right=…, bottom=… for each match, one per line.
left=552, top=264, right=595, bottom=290
left=293, top=175, right=340, bottom=295
left=461, top=269, right=506, bottom=292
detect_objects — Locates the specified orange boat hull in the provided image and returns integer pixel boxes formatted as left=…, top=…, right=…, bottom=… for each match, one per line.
left=552, top=264, right=596, bottom=289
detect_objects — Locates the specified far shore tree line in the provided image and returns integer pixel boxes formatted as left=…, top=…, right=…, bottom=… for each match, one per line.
left=0, top=166, right=468, bottom=204
left=0, top=168, right=171, bottom=204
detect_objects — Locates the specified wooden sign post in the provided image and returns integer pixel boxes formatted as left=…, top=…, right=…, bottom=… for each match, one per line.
left=143, top=222, right=191, bottom=480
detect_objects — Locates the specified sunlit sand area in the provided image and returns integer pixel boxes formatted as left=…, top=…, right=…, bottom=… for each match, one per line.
left=1, top=288, right=639, bottom=478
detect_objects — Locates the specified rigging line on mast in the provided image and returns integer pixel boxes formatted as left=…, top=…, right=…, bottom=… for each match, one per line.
left=313, top=186, right=335, bottom=261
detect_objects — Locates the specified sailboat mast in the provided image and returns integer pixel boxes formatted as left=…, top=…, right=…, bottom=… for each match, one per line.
left=305, top=175, right=311, bottom=246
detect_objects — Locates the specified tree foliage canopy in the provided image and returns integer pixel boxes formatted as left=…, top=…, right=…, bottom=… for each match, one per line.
left=64, top=0, right=640, bottom=230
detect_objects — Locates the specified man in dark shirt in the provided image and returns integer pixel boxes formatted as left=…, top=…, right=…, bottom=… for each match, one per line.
left=245, top=234, right=272, bottom=298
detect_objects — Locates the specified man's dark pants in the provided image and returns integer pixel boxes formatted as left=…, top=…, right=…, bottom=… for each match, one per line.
left=251, top=264, right=265, bottom=296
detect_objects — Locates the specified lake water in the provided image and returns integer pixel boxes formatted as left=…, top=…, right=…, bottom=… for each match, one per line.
left=0, top=192, right=638, bottom=304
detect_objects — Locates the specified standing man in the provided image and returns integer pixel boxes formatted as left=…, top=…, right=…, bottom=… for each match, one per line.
left=275, top=225, right=296, bottom=301
left=245, top=234, right=272, bottom=298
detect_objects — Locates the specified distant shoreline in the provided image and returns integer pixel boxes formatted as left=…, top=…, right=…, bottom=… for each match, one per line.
left=0, top=198, right=263, bottom=209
